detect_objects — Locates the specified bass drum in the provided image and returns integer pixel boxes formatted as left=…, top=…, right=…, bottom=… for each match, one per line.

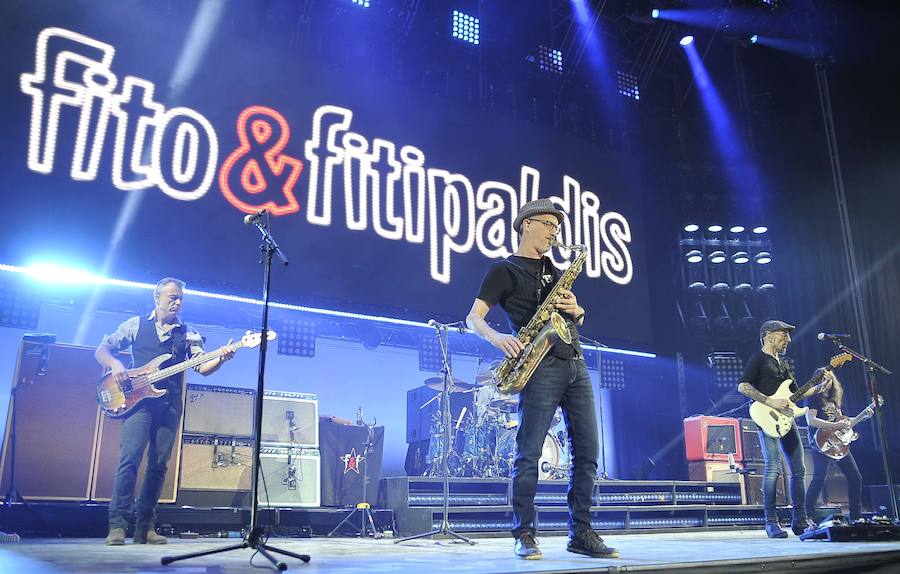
left=496, top=429, right=568, bottom=480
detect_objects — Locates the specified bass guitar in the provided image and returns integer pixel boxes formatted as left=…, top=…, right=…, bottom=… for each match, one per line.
left=749, top=352, right=852, bottom=438
left=814, top=396, right=883, bottom=460
left=97, top=330, right=274, bottom=418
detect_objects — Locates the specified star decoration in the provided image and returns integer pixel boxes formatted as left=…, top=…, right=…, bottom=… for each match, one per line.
left=340, top=447, right=365, bottom=474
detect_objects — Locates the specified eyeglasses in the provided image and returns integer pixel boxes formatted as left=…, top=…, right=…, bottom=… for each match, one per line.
left=526, top=218, right=560, bottom=234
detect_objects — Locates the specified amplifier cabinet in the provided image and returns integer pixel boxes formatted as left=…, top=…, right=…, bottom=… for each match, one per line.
left=0, top=342, right=104, bottom=501
left=688, top=460, right=746, bottom=503
left=184, top=384, right=255, bottom=437
left=683, top=416, right=742, bottom=462
left=257, top=446, right=320, bottom=508
left=261, top=391, right=318, bottom=448
left=179, top=435, right=253, bottom=491
left=739, top=418, right=764, bottom=463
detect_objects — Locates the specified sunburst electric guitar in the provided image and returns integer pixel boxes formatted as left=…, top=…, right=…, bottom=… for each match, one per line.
left=814, top=395, right=884, bottom=460
left=749, top=353, right=852, bottom=438
left=97, top=330, right=275, bottom=418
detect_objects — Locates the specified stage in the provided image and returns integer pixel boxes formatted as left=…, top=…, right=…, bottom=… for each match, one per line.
left=2, top=530, right=900, bottom=574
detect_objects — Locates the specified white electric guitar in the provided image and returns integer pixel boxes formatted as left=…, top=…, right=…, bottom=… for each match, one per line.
left=749, top=353, right=853, bottom=438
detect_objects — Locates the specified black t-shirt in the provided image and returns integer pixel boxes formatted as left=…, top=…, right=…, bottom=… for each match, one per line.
left=803, top=394, right=841, bottom=444
left=476, top=255, right=581, bottom=359
left=740, top=351, right=797, bottom=397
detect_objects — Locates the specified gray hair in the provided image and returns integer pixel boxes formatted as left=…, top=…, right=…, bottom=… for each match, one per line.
left=154, top=277, right=186, bottom=298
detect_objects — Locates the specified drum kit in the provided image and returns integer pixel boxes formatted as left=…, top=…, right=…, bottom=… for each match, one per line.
left=420, top=369, right=570, bottom=479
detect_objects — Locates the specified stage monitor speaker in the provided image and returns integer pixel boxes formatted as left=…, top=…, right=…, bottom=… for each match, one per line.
left=257, top=446, right=320, bottom=508
left=178, top=435, right=253, bottom=491
left=183, top=384, right=255, bottom=437
left=260, top=391, right=318, bottom=448
left=0, top=342, right=103, bottom=501
left=743, top=462, right=789, bottom=506
left=739, top=418, right=764, bottom=463
left=90, top=391, right=184, bottom=503
left=683, top=416, right=742, bottom=462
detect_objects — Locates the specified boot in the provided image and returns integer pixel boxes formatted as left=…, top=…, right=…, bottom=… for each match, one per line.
left=105, top=527, right=126, bottom=546
left=133, top=526, right=168, bottom=545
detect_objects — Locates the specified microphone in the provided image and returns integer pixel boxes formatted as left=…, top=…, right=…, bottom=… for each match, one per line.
left=243, top=209, right=267, bottom=225
left=818, top=332, right=851, bottom=341
left=427, top=319, right=439, bottom=328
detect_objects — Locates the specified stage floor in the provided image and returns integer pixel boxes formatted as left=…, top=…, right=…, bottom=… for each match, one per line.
left=2, top=529, right=900, bottom=574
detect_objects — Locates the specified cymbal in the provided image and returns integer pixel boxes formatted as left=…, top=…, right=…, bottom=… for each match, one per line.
left=490, top=395, right=519, bottom=411
left=424, top=377, right=473, bottom=392
left=475, top=372, right=497, bottom=386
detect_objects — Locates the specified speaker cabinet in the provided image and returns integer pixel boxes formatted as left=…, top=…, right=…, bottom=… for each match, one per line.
left=0, top=342, right=103, bottom=501
left=739, top=418, right=764, bottom=463
left=179, top=435, right=253, bottom=491
left=90, top=391, right=184, bottom=503
left=742, top=462, right=789, bottom=506
left=257, top=446, right=320, bottom=508
left=184, top=384, right=255, bottom=437
left=260, top=391, right=318, bottom=447
left=688, top=460, right=746, bottom=502
left=683, top=416, right=742, bottom=462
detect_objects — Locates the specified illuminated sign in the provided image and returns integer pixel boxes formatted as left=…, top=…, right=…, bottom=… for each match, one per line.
left=20, top=27, right=633, bottom=286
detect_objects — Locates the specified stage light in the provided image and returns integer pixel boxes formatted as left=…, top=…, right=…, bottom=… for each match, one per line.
left=709, top=251, right=726, bottom=264
left=750, top=34, right=759, bottom=44
left=754, top=251, right=772, bottom=264
left=734, top=283, right=752, bottom=294
left=731, top=251, right=750, bottom=264
left=680, top=35, right=694, bottom=47
left=651, top=8, right=660, bottom=19
left=707, top=225, right=723, bottom=233
left=684, top=224, right=699, bottom=232
left=452, top=10, right=480, bottom=45
left=25, top=262, right=97, bottom=286
left=686, top=250, right=704, bottom=264
left=616, top=70, right=640, bottom=101
left=351, top=0, right=370, bottom=6
left=711, top=282, right=729, bottom=294
left=729, top=225, right=745, bottom=233
left=538, top=46, right=564, bottom=75
left=688, top=281, right=707, bottom=293
left=757, top=283, right=775, bottom=294
left=752, top=226, right=768, bottom=234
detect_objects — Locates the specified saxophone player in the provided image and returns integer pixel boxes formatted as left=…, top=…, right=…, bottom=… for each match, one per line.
left=466, top=198, right=617, bottom=561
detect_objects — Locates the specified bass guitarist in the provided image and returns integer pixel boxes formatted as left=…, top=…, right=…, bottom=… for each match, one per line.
left=804, top=370, right=864, bottom=522
left=737, top=320, right=826, bottom=538
left=96, top=277, right=235, bottom=546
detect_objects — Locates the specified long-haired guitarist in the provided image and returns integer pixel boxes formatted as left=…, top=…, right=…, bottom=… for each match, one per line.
left=465, top=199, right=617, bottom=560
left=95, top=277, right=235, bottom=546
left=804, top=369, right=863, bottom=522
left=736, top=320, right=827, bottom=538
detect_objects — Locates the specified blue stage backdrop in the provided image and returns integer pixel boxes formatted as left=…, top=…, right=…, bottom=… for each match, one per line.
left=1, top=2, right=653, bottom=349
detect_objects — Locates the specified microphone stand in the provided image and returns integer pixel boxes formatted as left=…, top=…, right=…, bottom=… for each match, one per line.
left=163, top=214, right=310, bottom=570
left=579, top=335, right=610, bottom=480
left=396, top=321, right=474, bottom=545
left=830, top=339, right=897, bottom=523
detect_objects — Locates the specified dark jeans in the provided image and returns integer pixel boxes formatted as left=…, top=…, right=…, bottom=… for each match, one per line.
left=805, top=448, right=862, bottom=521
left=511, top=356, right=598, bottom=538
left=759, top=425, right=807, bottom=523
left=108, top=397, right=182, bottom=531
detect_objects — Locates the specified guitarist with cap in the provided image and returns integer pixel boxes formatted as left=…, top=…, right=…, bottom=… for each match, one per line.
left=95, top=277, right=235, bottom=546
left=737, top=319, right=828, bottom=538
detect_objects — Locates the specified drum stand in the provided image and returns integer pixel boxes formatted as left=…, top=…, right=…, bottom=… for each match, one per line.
left=396, top=321, right=474, bottom=545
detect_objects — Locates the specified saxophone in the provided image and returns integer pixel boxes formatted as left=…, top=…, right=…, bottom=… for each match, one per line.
left=492, top=242, right=589, bottom=395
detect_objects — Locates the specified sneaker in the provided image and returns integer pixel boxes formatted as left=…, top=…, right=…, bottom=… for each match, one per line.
left=514, top=533, right=542, bottom=560
left=133, top=528, right=168, bottom=545
left=765, top=522, right=788, bottom=538
left=567, top=529, right=619, bottom=558
left=791, top=518, right=815, bottom=536
left=105, top=528, right=126, bottom=546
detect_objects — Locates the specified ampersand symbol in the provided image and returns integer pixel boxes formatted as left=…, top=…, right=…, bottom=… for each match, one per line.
left=219, top=105, right=303, bottom=216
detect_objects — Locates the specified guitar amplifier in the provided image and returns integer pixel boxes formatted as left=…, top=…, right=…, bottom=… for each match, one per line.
left=184, top=384, right=255, bottom=437
left=178, top=435, right=253, bottom=491
left=261, top=391, right=318, bottom=447
left=683, top=416, right=742, bottom=462
left=688, top=461, right=746, bottom=503
left=742, top=462, right=789, bottom=506
left=739, top=418, right=764, bottom=463
left=257, top=446, right=320, bottom=508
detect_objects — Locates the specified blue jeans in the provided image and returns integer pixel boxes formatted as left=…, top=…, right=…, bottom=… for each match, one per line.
left=108, top=397, right=182, bottom=531
left=511, top=356, right=599, bottom=538
left=758, top=425, right=807, bottom=523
